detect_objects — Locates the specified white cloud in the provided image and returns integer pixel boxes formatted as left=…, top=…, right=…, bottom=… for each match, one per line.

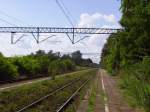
left=0, top=12, right=120, bottom=63
left=78, top=13, right=116, bottom=27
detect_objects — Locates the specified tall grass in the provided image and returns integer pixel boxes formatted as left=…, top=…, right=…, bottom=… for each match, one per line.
left=0, top=69, right=97, bottom=112
left=119, top=66, right=150, bottom=112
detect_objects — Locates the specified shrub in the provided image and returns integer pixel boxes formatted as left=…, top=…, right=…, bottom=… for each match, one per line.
left=120, top=62, right=150, bottom=112
left=48, top=60, right=60, bottom=79
left=62, top=59, right=76, bottom=71
left=48, top=59, right=75, bottom=79
left=12, top=56, right=40, bottom=77
left=35, top=55, right=50, bottom=74
left=0, top=56, right=18, bottom=81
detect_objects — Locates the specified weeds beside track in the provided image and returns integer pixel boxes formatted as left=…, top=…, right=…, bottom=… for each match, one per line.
left=0, top=69, right=97, bottom=112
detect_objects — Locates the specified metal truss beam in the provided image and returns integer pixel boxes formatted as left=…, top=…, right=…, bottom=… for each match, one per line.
left=0, top=27, right=122, bottom=34
left=0, top=27, right=122, bottom=44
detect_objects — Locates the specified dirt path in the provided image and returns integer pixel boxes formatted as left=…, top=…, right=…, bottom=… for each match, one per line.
left=77, top=69, right=137, bottom=112
left=100, top=69, right=136, bottom=112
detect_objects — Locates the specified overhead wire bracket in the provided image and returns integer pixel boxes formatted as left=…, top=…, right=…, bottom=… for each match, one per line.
left=39, top=35, right=56, bottom=43
left=11, top=32, right=15, bottom=44
left=74, top=35, right=90, bottom=44
left=66, top=33, right=74, bottom=44
left=31, top=27, right=40, bottom=43
left=66, top=28, right=75, bottom=44
left=12, top=35, right=26, bottom=44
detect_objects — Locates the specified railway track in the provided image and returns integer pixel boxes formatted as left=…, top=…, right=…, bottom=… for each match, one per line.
left=16, top=78, right=80, bottom=112
left=0, top=69, right=93, bottom=91
left=15, top=75, right=92, bottom=112
left=56, top=77, right=91, bottom=112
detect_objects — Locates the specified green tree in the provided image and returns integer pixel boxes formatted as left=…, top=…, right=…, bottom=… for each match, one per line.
left=100, top=0, right=150, bottom=111
left=71, top=50, right=82, bottom=65
left=12, top=56, right=40, bottom=77
left=0, top=55, right=18, bottom=81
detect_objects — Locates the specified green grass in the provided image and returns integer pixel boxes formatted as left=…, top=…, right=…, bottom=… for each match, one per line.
left=76, top=66, right=91, bottom=71
left=118, top=69, right=150, bottom=112
left=87, top=74, right=105, bottom=112
left=87, top=88, right=97, bottom=112
left=64, top=70, right=97, bottom=112
left=0, top=69, right=97, bottom=112
left=87, top=76, right=98, bottom=112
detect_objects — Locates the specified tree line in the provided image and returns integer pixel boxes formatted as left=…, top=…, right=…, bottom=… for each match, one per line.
left=100, top=0, right=150, bottom=111
left=0, top=50, right=97, bottom=82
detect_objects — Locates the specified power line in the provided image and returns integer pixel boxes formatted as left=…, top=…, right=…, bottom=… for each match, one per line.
left=0, top=17, right=18, bottom=27
left=0, top=10, right=32, bottom=26
left=0, top=11, right=31, bottom=53
left=59, top=0, right=76, bottom=24
left=55, top=0, right=74, bottom=27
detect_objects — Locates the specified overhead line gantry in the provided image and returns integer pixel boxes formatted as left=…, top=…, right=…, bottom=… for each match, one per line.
left=0, top=27, right=122, bottom=44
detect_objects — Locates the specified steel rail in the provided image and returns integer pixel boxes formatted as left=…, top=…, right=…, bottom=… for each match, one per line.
left=16, top=78, right=81, bottom=112
left=56, top=76, right=92, bottom=112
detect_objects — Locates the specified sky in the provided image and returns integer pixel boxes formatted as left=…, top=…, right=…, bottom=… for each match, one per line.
left=0, top=0, right=122, bottom=63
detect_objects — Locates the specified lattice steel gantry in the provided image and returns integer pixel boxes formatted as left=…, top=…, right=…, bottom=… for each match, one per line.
left=0, top=27, right=122, bottom=44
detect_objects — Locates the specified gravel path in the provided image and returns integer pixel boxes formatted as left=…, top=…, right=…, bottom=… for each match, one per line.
left=100, top=69, right=136, bottom=112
